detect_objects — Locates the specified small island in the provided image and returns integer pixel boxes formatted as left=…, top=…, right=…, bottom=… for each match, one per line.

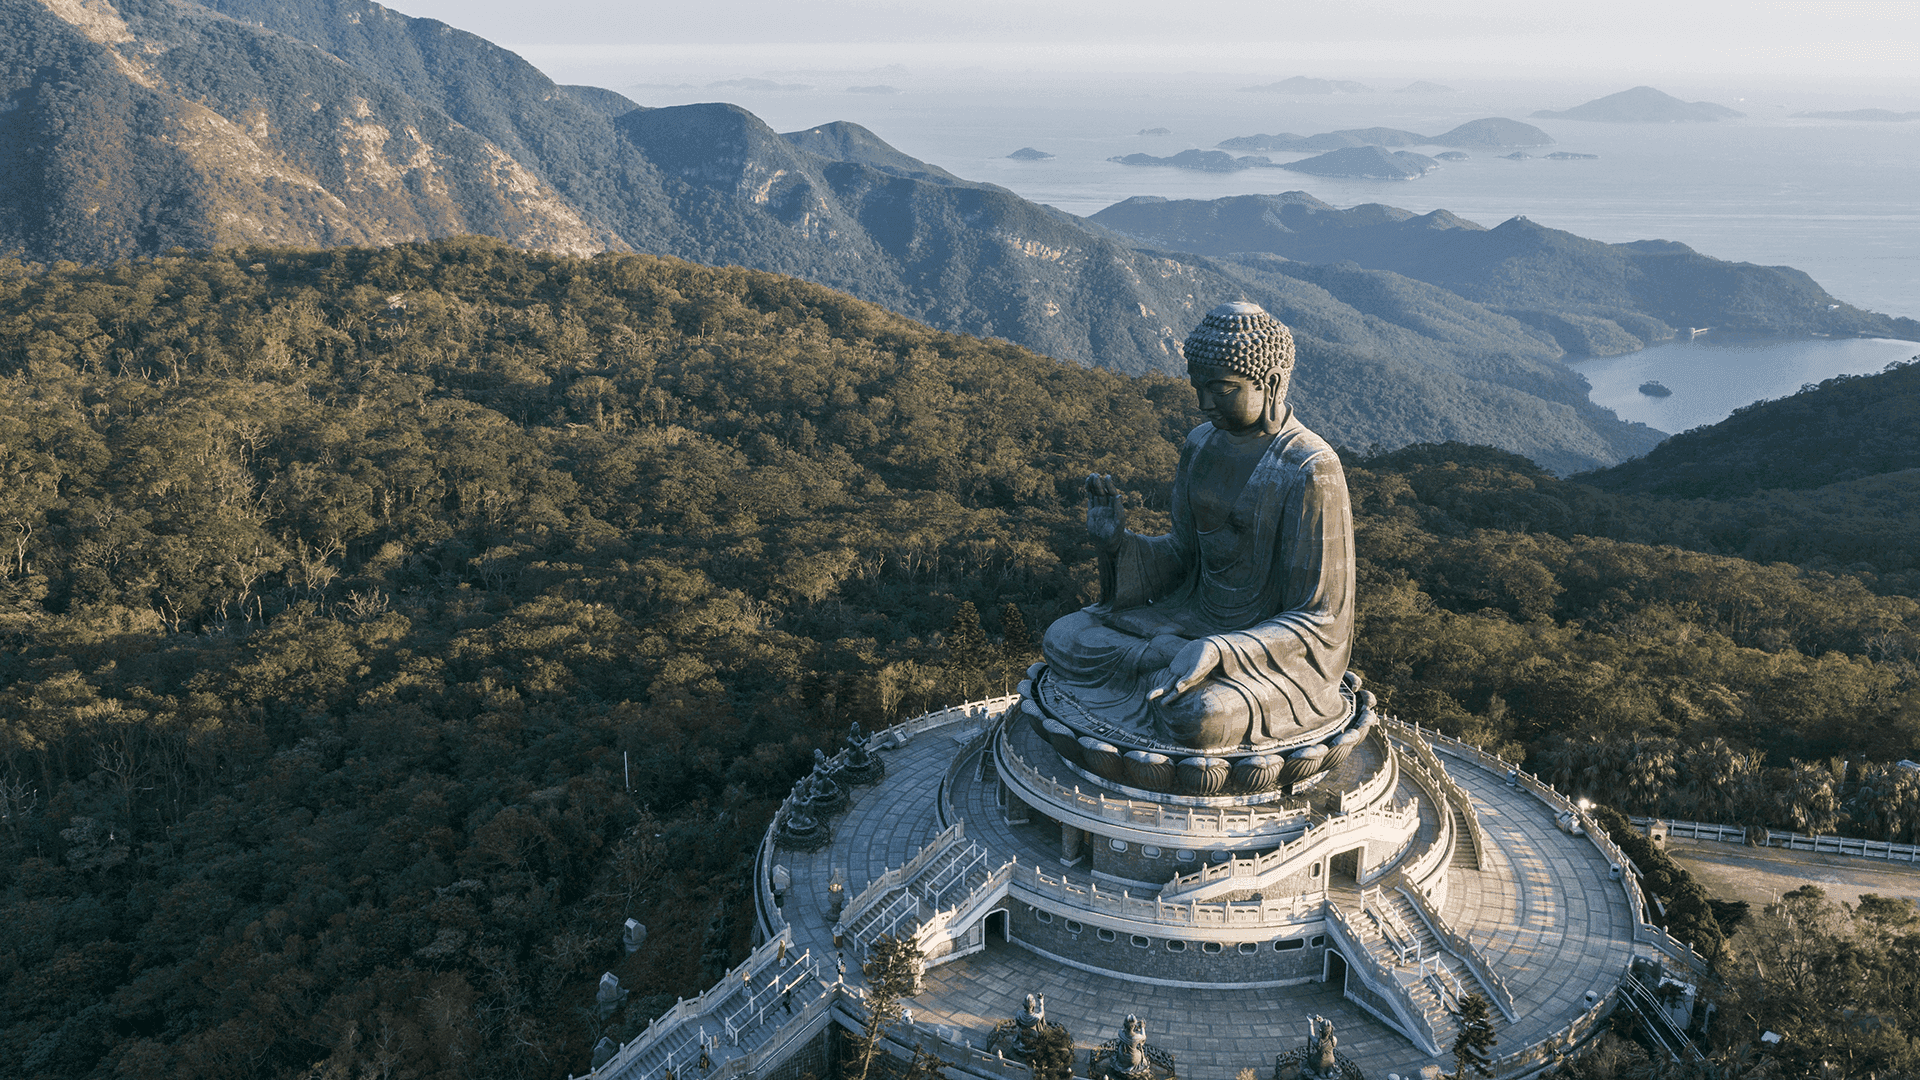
left=1435, top=150, right=1470, bottom=161
left=1639, top=380, right=1674, bottom=398
left=1546, top=151, right=1599, bottom=160
left=1220, top=118, right=1551, bottom=153
left=1109, top=149, right=1265, bottom=172
left=1279, top=145, right=1437, bottom=180
left=1006, top=147, right=1055, bottom=161
left=845, top=84, right=901, bottom=95
left=1503, top=151, right=1532, bottom=160
left=1137, top=127, right=1172, bottom=135
left=1428, top=117, right=1556, bottom=148
left=1533, top=85, right=1744, bottom=122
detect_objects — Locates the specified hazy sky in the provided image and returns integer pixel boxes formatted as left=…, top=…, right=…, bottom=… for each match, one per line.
left=383, top=0, right=1920, bottom=83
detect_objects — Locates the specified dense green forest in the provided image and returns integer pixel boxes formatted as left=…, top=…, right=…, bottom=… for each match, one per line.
left=0, top=241, right=1915, bottom=1079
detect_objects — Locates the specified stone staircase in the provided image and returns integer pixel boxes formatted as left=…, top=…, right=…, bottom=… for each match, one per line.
left=912, top=839, right=994, bottom=910
left=843, top=836, right=995, bottom=953
left=1339, top=886, right=1509, bottom=1053
left=590, top=932, right=828, bottom=1080
left=1450, top=808, right=1479, bottom=869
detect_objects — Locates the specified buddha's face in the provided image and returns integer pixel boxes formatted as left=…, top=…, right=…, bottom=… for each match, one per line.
left=1188, top=363, right=1276, bottom=433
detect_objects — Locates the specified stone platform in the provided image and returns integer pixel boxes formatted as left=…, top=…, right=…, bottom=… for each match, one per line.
left=739, top=699, right=1655, bottom=1080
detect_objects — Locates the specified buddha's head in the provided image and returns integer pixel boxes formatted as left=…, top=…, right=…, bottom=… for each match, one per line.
left=1182, top=302, right=1296, bottom=433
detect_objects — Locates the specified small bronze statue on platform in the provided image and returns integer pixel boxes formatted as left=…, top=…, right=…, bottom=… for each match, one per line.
left=1090, top=1012, right=1175, bottom=1080
left=1272, top=1013, right=1363, bottom=1080
left=841, top=720, right=886, bottom=784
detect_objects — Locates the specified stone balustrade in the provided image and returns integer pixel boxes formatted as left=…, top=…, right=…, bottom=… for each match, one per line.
left=1386, top=719, right=1490, bottom=871
left=837, top=821, right=967, bottom=933
left=1159, top=798, right=1421, bottom=901
left=1020, top=863, right=1325, bottom=931
left=583, top=927, right=829, bottom=1080
left=1388, top=876, right=1518, bottom=1020
left=1321, top=900, right=1442, bottom=1056
left=998, top=729, right=1313, bottom=838
left=1334, top=727, right=1398, bottom=814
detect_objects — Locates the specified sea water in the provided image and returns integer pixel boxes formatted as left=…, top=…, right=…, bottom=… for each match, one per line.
left=1575, top=337, right=1917, bottom=434
left=522, top=49, right=1919, bottom=431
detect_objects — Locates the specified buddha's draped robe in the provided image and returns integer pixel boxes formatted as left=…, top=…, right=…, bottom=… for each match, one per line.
left=1042, top=412, right=1354, bottom=751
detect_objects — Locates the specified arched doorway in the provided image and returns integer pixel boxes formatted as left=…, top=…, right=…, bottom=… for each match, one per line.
left=1328, top=847, right=1362, bottom=886
left=985, top=909, right=1009, bottom=944
left=1324, top=948, right=1348, bottom=987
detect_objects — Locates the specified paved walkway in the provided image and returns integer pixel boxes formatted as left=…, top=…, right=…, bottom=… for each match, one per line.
left=772, top=724, right=981, bottom=976
left=1432, top=746, right=1637, bottom=1048
left=916, top=935, right=1386, bottom=1077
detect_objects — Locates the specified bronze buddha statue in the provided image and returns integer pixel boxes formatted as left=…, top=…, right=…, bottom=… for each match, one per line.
left=1039, top=302, right=1355, bottom=755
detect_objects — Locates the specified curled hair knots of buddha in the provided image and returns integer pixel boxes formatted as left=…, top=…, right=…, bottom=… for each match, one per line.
left=1181, top=301, right=1296, bottom=384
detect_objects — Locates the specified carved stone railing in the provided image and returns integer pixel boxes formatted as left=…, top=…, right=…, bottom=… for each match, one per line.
left=998, top=727, right=1313, bottom=838
left=1386, top=720, right=1489, bottom=871
left=1487, top=985, right=1615, bottom=1078
left=938, top=722, right=998, bottom=828
left=1019, top=864, right=1324, bottom=930
left=1421, top=734, right=1702, bottom=977
left=753, top=822, right=787, bottom=941
left=1322, top=900, right=1442, bottom=1056
left=584, top=927, right=828, bottom=1080
left=882, top=695, right=1021, bottom=745
left=1388, top=877, right=1518, bottom=1020
left=1335, top=727, right=1398, bottom=814
left=838, top=822, right=965, bottom=933
left=1630, top=814, right=1920, bottom=863
left=1158, top=799, right=1421, bottom=901
left=834, top=989, right=1041, bottom=1080
left=913, top=858, right=1017, bottom=963
left=1388, top=763, right=1456, bottom=893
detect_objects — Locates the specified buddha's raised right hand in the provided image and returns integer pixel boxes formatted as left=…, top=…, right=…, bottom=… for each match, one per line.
left=1086, top=473, right=1126, bottom=554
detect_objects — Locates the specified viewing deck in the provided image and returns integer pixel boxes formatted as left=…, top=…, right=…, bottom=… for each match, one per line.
left=719, top=701, right=1644, bottom=1080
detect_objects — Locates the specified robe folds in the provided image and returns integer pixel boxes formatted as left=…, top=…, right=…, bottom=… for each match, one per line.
left=1041, top=410, right=1354, bottom=751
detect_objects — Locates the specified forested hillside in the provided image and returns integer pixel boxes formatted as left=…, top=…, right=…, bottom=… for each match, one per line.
left=0, top=242, right=1914, bottom=1079
left=1581, top=357, right=1920, bottom=497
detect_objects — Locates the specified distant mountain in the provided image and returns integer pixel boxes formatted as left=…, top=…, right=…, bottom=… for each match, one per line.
left=561, top=85, right=646, bottom=118
left=1218, top=118, right=1550, bottom=152
left=0, top=0, right=618, bottom=262
left=1791, top=109, right=1920, bottom=121
left=0, top=0, right=1717, bottom=470
left=1278, top=146, right=1438, bottom=180
left=1533, top=86, right=1744, bottom=122
left=1088, top=192, right=1919, bottom=356
left=1580, top=359, right=1920, bottom=497
left=779, top=120, right=970, bottom=184
left=1242, top=76, right=1372, bottom=94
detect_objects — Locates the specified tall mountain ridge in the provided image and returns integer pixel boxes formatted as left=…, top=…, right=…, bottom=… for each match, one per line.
left=1091, top=192, right=1918, bottom=357
left=8, top=0, right=1900, bottom=472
